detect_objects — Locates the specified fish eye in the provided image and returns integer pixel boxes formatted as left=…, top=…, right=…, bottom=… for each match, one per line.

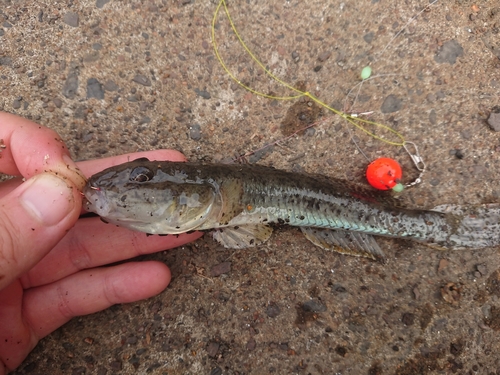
left=130, top=166, right=154, bottom=182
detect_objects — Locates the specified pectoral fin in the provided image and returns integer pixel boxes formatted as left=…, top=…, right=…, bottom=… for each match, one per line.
left=212, top=225, right=273, bottom=249
left=301, top=227, right=385, bottom=262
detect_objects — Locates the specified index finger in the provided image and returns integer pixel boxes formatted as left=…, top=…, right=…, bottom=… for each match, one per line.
left=0, top=112, right=86, bottom=190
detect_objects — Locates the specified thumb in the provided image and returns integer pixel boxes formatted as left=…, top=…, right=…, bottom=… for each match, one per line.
left=0, top=173, right=81, bottom=290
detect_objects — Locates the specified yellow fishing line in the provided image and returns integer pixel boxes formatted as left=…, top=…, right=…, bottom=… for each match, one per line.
left=212, top=0, right=406, bottom=147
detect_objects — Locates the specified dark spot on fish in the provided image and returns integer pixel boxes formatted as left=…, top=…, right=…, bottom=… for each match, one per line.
left=250, top=239, right=254, bottom=245
left=234, top=226, right=239, bottom=230
left=175, top=226, right=180, bottom=229
left=277, top=218, right=285, bottom=225
left=120, top=195, right=127, bottom=202
left=299, top=215, right=305, bottom=220
left=285, top=218, right=290, bottom=223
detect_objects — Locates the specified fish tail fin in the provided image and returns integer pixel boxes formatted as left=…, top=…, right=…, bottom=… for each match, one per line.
left=431, top=203, right=500, bottom=249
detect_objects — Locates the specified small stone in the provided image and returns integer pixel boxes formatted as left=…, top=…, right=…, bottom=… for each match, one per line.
left=291, top=51, right=300, bottom=63
left=109, top=361, right=122, bottom=371
left=438, top=258, right=449, bottom=272
left=0, top=56, right=12, bottom=66
left=87, top=78, right=104, bottom=99
left=436, top=90, right=445, bottom=100
left=434, top=39, right=464, bottom=65
left=138, top=116, right=151, bottom=125
left=487, top=107, right=500, bottom=132
left=103, top=80, right=119, bottom=91
left=194, top=88, right=211, bottom=99
left=429, top=178, right=440, bottom=186
left=206, top=342, right=219, bottom=358
left=126, top=335, right=137, bottom=345
left=363, top=31, right=375, bottom=43
left=476, top=263, right=488, bottom=276
left=0, top=29, right=4, bottom=37
left=71, top=366, right=86, bottom=375
left=313, top=65, right=322, bottom=72
left=210, top=367, right=223, bottom=375
left=246, top=338, right=256, bottom=351
left=265, top=303, right=281, bottom=318
left=62, top=72, right=79, bottom=99
left=454, top=149, right=464, bottom=159
left=301, top=299, right=327, bottom=313
left=63, top=12, right=79, bottom=27
left=82, top=132, right=94, bottom=143
left=189, top=123, right=202, bottom=141
left=96, top=0, right=111, bottom=8
left=92, top=43, right=102, bottom=50
left=429, top=109, right=437, bottom=124
left=146, top=363, right=161, bottom=372
left=12, top=99, right=21, bottom=109
left=380, top=94, right=402, bottom=113
left=210, top=261, right=231, bottom=277
left=132, top=74, right=151, bottom=86
left=318, top=51, right=331, bottom=62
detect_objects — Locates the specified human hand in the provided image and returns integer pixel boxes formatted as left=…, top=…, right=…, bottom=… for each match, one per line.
left=0, top=112, right=203, bottom=374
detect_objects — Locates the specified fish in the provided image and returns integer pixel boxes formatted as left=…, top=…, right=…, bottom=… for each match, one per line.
left=83, top=158, right=500, bottom=261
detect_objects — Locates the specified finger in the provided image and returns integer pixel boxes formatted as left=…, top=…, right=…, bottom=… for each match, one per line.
left=0, top=173, right=81, bottom=290
left=0, top=177, right=21, bottom=199
left=23, top=261, right=170, bottom=341
left=77, top=149, right=187, bottom=178
left=21, top=216, right=203, bottom=288
left=0, top=112, right=86, bottom=190
left=0, top=281, right=35, bottom=373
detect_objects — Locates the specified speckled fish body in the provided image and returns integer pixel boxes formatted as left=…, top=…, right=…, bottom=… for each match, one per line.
left=83, top=159, right=500, bottom=261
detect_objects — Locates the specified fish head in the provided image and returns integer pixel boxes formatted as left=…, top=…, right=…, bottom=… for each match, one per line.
left=83, top=160, right=217, bottom=234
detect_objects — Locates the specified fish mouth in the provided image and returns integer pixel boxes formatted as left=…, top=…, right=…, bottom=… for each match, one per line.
left=82, top=183, right=111, bottom=216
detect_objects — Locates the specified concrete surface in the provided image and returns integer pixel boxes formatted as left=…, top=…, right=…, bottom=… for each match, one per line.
left=2, top=0, right=500, bottom=374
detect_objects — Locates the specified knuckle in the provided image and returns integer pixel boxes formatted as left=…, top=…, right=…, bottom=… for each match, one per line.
left=55, top=285, right=75, bottom=320
left=67, top=233, right=94, bottom=271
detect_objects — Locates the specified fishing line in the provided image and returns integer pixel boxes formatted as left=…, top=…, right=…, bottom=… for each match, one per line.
left=211, top=0, right=433, bottom=186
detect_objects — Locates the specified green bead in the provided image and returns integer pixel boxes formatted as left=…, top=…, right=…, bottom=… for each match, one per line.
left=361, top=66, right=372, bottom=80
left=392, top=183, right=404, bottom=193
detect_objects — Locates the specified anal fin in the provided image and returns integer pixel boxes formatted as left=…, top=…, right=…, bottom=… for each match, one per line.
left=301, top=227, right=385, bottom=262
left=213, top=225, right=273, bottom=249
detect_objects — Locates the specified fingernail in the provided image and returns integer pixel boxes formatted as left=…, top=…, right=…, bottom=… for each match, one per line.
left=20, top=173, right=75, bottom=226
